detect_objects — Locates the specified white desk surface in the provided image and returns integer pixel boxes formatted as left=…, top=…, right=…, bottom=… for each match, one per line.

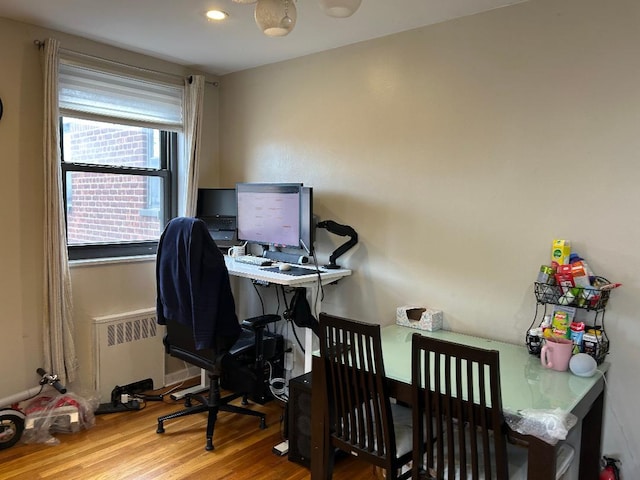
left=225, top=255, right=351, bottom=287
left=381, top=325, right=608, bottom=415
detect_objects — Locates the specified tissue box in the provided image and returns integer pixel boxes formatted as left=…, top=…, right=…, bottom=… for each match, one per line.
left=396, top=306, right=443, bottom=331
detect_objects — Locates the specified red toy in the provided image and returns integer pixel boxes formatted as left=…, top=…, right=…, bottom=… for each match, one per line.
left=0, top=368, right=68, bottom=449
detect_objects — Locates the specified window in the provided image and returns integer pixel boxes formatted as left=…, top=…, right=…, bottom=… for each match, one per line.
left=58, top=60, right=184, bottom=260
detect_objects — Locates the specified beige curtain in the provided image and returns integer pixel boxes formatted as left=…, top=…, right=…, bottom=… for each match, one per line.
left=183, top=75, right=205, bottom=216
left=42, top=38, right=78, bottom=384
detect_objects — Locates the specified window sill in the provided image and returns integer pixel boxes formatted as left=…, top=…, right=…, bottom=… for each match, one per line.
left=69, top=254, right=156, bottom=268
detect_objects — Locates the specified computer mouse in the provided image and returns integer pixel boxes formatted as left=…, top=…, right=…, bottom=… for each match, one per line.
left=279, top=263, right=291, bottom=271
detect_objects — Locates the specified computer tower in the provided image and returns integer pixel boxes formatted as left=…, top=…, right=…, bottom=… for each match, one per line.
left=220, top=332, right=284, bottom=405
left=288, top=372, right=313, bottom=468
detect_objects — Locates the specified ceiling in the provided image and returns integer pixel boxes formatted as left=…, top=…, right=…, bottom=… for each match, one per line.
left=0, top=0, right=525, bottom=76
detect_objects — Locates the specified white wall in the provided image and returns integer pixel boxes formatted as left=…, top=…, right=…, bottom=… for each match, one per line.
left=0, top=18, right=44, bottom=401
left=219, top=0, right=639, bottom=472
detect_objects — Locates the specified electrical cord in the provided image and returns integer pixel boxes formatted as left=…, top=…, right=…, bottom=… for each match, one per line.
left=310, top=253, right=325, bottom=309
left=276, top=283, right=284, bottom=317
left=266, top=360, right=288, bottom=403
left=282, top=287, right=306, bottom=353
left=251, top=281, right=266, bottom=314
left=290, top=322, right=305, bottom=353
left=22, top=385, right=45, bottom=403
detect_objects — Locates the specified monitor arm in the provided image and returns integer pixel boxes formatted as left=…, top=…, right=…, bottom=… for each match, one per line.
left=316, top=220, right=358, bottom=269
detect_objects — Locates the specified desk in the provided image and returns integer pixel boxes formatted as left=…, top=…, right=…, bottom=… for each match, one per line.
left=225, top=256, right=351, bottom=372
left=311, top=325, right=607, bottom=480
left=171, top=257, right=351, bottom=400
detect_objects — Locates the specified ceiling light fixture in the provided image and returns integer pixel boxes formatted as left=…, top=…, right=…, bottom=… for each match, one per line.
left=233, top=0, right=361, bottom=37
left=318, top=0, right=362, bottom=18
left=205, top=10, right=229, bottom=21
left=255, top=0, right=297, bottom=37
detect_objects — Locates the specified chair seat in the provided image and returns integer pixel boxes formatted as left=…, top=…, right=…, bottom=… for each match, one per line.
left=390, top=403, right=414, bottom=458
left=432, top=427, right=575, bottom=480
left=337, top=403, right=414, bottom=458
left=228, top=329, right=256, bottom=355
left=228, top=329, right=281, bottom=357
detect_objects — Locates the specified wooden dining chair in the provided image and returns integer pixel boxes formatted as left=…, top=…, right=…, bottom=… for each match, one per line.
left=318, top=313, right=414, bottom=480
left=410, top=334, right=573, bottom=479
left=411, top=334, right=509, bottom=479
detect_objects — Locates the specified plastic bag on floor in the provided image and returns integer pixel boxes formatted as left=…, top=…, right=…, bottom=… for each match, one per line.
left=21, top=392, right=98, bottom=445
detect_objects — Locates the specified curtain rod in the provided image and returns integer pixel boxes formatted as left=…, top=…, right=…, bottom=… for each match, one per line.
left=33, top=39, right=219, bottom=87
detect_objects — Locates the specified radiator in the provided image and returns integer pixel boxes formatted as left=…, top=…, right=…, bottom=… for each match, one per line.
left=93, top=308, right=165, bottom=402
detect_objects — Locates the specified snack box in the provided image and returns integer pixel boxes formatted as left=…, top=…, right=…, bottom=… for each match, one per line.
left=548, top=305, right=576, bottom=338
left=571, top=261, right=592, bottom=288
left=555, top=264, right=575, bottom=294
left=551, top=239, right=571, bottom=266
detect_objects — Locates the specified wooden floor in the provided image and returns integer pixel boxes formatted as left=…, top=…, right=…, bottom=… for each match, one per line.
left=0, top=385, right=377, bottom=480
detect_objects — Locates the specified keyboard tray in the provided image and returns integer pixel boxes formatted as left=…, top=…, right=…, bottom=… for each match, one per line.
left=262, top=266, right=318, bottom=276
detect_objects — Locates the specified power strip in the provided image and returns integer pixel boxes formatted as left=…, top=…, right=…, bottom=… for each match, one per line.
left=95, top=400, right=141, bottom=415
left=110, top=378, right=154, bottom=405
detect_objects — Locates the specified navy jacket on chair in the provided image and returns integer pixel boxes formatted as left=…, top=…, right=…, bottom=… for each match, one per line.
left=156, top=217, right=241, bottom=350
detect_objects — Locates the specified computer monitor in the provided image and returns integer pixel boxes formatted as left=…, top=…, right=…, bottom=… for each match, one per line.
left=237, top=183, right=310, bottom=250
left=196, top=188, right=237, bottom=244
left=196, top=188, right=236, bottom=218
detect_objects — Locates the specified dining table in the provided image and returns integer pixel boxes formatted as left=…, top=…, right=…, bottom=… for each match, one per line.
left=310, top=324, right=608, bottom=479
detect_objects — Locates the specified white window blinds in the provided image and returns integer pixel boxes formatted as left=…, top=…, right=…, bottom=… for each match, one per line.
left=58, top=61, right=184, bottom=130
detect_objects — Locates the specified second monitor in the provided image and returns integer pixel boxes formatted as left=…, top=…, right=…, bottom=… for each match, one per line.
left=196, top=188, right=237, bottom=246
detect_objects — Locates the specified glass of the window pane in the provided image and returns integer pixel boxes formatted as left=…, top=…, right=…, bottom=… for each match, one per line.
left=65, top=171, right=164, bottom=245
left=61, top=117, right=160, bottom=168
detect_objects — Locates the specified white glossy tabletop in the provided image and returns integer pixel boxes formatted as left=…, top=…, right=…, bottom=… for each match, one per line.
left=381, top=325, right=608, bottom=414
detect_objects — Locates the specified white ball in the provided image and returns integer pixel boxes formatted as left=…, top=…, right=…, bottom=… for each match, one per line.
left=569, top=353, right=597, bottom=377
left=558, top=292, right=574, bottom=305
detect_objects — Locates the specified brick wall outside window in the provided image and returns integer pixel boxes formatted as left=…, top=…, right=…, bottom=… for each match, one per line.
left=65, top=122, right=162, bottom=244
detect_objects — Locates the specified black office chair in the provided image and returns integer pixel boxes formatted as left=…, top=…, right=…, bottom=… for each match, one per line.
left=317, top=312, right=414, bottom=479
left=155, top=217, right=283, bottom=451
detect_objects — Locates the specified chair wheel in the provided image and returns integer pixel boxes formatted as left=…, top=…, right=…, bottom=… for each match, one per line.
left=259, top=418, right=266, bottom=429
left=184, top=398, right=192, bottom=407
left=157, top=422, right=165, bottom=434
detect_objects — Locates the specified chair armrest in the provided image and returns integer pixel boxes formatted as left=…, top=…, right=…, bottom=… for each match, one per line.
left=242, top=314, right=280, bottom=330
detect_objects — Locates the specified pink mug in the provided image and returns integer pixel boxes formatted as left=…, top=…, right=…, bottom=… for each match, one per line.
left=540, top=337, right=573, bottom=372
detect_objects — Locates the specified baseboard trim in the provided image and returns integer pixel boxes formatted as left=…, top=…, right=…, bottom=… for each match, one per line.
left=164, top=365, right=201, bottom=387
